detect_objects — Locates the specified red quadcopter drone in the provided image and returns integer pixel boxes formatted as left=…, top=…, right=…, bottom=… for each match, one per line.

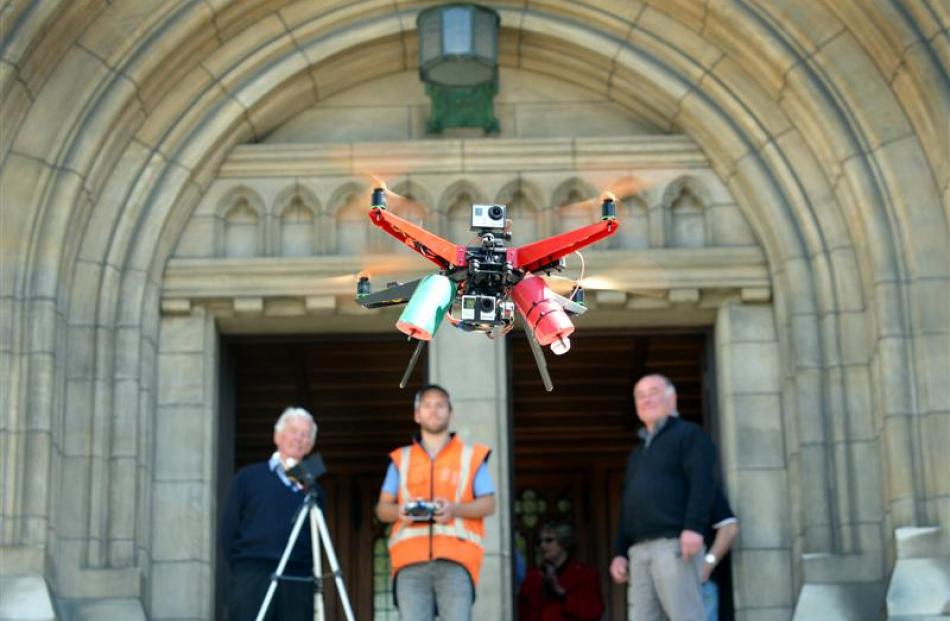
left=355, top=185, right=622, bottom=391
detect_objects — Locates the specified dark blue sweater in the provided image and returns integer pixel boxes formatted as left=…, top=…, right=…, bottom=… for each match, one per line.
left=220, top=462, right=324, bottom=575
left=613, top=416, right=716, bottom=555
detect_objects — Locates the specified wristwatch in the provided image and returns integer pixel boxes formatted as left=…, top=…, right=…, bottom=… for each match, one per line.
left=704, top=552, right=717, bottom=565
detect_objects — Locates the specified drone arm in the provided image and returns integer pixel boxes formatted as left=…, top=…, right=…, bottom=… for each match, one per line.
left=512, top=219, right=619, bottom=273
left=369, top=208, right=464, bottom=270
left=357, top=279, right=423, bottom=309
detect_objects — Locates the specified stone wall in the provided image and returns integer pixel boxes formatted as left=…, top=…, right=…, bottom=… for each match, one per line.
left=1, top=2, right=946, bottom=619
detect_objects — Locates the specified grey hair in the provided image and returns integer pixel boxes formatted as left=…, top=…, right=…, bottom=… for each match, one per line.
left=636, top=373, right=676, bottom=395
left=274, top=407, right=318, bottom=443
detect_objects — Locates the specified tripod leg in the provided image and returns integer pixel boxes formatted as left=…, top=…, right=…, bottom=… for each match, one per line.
left=313, top=506, right=358, bottom=621
left=255, top=497, right=313, bottom=621
left=310, top=508, right=324, bottom=621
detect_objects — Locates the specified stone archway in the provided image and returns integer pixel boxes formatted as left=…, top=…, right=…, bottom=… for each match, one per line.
left=1, top=2, right=946, bottom=620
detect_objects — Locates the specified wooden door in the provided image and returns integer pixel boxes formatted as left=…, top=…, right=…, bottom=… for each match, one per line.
left=318, top=474, right=396, bottom=621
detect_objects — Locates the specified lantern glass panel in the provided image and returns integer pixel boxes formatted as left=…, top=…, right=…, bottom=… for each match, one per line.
left=442, top=7, right=473, bottom=55
left=419, top=11, right=441, bottom=64
left=474, top=9, right=496, bottom=59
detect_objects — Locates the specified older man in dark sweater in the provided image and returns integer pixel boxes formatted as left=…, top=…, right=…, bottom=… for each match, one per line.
left=221, top=407, right=324, bottom=621
left=609, top=374, right=715, bottom=621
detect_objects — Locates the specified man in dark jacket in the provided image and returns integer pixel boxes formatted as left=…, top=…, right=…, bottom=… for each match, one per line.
left=609, top=374, right=715, bottom=621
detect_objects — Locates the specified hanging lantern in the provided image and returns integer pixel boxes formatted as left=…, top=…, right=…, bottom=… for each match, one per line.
left=417, top=4, right=501, bottom=133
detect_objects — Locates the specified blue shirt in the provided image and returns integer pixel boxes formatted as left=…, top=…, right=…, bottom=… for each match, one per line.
left=268, top=452, right=301, bottom=491
left=381, top=461, right=495, bottom=497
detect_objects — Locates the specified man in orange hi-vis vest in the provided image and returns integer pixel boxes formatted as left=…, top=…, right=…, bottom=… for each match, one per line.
left=376, top=384, right=496, bottom=621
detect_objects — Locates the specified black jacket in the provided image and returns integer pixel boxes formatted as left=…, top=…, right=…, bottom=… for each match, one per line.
left=613, top=416, right=716, bottom=555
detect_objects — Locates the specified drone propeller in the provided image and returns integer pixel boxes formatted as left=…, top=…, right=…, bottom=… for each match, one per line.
left=545, top=271, right=680, bottom=301
left=293, top=253, right=433, bottom=300
left=542, top=274, right=578, bottom=297
left=357, top=173, right=431, bottom=217
left=556, top=175, right=651, bottom=216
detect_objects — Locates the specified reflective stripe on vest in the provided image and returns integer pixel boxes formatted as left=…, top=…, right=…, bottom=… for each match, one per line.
left=397, top=446, right=412, bottom=501
left=388, top=522, right=484, bottom=546
left=452, top=443, right=474, bottom=538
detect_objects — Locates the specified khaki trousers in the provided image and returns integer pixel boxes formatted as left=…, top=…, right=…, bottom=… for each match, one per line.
left=627, top=538, right=705, bottom=621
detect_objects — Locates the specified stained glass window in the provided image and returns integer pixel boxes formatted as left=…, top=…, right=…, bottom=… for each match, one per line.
left=372, top=527, right=398, bottom=620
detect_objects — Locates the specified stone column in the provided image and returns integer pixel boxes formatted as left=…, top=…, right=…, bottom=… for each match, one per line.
left=429, top=327, right=512, bottom=621
left=149, top=309, right=219, bottom=620
left=715, top=302, right=793, bottom=621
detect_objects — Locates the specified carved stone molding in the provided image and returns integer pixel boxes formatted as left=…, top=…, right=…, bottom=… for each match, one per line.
left=162, top=246, right=770, bottom=317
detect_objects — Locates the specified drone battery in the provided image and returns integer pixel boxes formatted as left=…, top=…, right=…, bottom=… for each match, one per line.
left=512, top=275, right=575, bottom=353
left=396, top=274, right=456, bottom=340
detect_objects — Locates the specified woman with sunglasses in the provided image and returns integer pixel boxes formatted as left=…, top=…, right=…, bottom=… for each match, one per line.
left=518, top=521, right=605, bottom=621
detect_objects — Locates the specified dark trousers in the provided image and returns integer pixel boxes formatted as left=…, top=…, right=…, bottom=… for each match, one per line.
left=229, top=561, right=314, bottom=621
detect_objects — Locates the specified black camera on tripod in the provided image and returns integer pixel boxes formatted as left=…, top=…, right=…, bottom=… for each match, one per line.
left=285, top=454, right=326, bottom=492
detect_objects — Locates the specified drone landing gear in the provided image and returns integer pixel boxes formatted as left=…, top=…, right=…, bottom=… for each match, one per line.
left=523, top=324, right=554, bottom=392
left=400, top=339, right=427, bottom=389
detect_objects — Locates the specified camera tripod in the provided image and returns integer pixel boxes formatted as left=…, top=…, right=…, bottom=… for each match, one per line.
left=255, top=488, right=356, bottom=621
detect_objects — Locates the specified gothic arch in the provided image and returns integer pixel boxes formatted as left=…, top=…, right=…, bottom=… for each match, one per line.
left=389, top=180, right=433, bottom=226
left=328, top=181, right=369, bottom=255
left=661, top=175, right=712, bottom=249
left=550, top=177, right=599, bottom=240
left=550, top=177, right=598, bottom=210
left=214, top=185, right=266, bottom=257
left=496, top=178, right=546, bottom=243
left=440, top=179, right=487, bottom=243
left=273, top=184, right=321, bottom=256
left=1, top=2, right=945, bottom=617
left=614, top=193, right=650, bottom=250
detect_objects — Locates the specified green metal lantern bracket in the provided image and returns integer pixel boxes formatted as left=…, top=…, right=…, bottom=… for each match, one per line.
left=426, top=81, right=500, bottom=134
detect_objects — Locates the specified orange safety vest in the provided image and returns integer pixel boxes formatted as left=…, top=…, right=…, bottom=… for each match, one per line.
left=388, top=434, right=491, bottom=585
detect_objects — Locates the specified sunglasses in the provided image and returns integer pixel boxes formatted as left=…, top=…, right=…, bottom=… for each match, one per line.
left=539, top=536, right=557, bottom=544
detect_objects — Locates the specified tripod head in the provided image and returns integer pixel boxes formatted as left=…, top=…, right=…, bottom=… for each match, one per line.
left=286, top=453, right=326, bottom=494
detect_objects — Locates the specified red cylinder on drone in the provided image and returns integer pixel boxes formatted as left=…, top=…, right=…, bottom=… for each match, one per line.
left=512, top=275, right=575, bottom=350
